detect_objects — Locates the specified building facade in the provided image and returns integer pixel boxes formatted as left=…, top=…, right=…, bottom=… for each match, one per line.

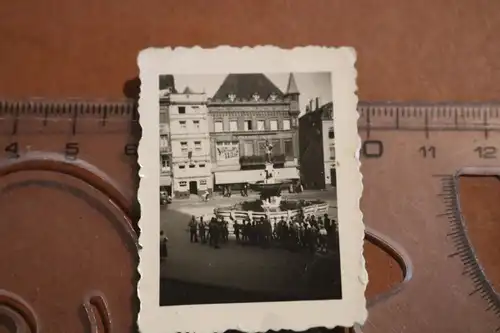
left=298, top=101, right=336, bottom=189
left=159, top=75, right=176, bottom=195
left=166, top=87, right=213, bottom=198
left=208, top=73, right=301, bottom=189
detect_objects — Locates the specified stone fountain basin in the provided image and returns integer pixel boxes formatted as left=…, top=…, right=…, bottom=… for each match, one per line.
left=215, top=199, right=329, bottom=223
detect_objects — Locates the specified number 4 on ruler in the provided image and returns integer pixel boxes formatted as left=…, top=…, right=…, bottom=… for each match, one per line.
left=4, top=142, right=19, bottom=158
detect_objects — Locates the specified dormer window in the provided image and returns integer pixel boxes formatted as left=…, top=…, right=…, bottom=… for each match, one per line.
left=228, top=93, right=236, bottom=102
left=269, top=92, right=277, bottom=101
left=252, top=93, right=260, bottom=101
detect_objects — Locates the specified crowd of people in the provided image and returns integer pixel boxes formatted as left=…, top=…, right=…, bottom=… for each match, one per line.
left=187, top=212, right=338, bottom=253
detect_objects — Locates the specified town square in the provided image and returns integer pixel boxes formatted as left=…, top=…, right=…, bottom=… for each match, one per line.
left=157, top=71, right=343, bottom=306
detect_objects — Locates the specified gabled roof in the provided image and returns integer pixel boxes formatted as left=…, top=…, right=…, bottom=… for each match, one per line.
left=212, top=73, right=284, bottom=101
left=299, top=101, right=333, bottom=120
left=159, top=75, right=177, bottom=93
left=319, top=102, right=333, bottom=120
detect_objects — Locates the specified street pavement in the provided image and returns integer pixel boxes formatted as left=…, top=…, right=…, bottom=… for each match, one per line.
left=160, top=189, right=341, bottom=303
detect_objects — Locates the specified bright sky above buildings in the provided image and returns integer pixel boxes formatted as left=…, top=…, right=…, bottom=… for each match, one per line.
left=172, top=72, right=333, bottom=117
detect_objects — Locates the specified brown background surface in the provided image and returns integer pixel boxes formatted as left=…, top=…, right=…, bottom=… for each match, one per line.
left=1, top=0, right=500, bottom=101
left=0, top=1, right=499, bottom=332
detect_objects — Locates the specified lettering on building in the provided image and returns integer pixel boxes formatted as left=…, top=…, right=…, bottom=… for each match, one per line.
left=216, top=141, right=240, bottom=162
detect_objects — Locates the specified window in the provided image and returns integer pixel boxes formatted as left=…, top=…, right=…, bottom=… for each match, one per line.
left=284, top=139, right=294, bottom=157
left=199, top=164, right=206, bottom=168
left=160, top=134, right=169, bottom=147
left=244, top=120, right=252, bottom=131
left=160, top=155, right=170, bottom=168
left=194, top=141, right=201, bottom=151
left=328, top=127, right=335, bottom=139
left=329, top=145, right=336, bottom=160
left=214, top=121, right=223, bottom=132
left=180, top=141, right=188, bottom=153
left=160, top=112, right=168, bottom=123
left=200, top=179, right=207, bottom=185
left=244, top=141, right=254, bottom=156
left=270, top=120, right=278, bottom=131
left=179, top=181, right=187, bottom=186
left=193, top=120, right=200, bottom=129
left=179, top=165, right=186, bottom=169
left=283, top=119, right=291, bottom=130
left=257, top=120, right=265, bottom=131
left=178, top=106, right=186, bottom=114
left=271, top=140, right=281, bottom=154
left=189, top=164, right=195, bottom=168
left=229, top=120, right=238, bottom=131
left=179, top=120, right=186, bottom=129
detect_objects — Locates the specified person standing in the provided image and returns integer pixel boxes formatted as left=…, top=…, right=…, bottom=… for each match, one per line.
left=160, top=230, right=168, bottom=262
left=212, top=219, right=221, bottom=249
left=208, top=217, right=216, bottom=247
left=199, top=217, right=206, bottom=243
left=189, top=216, right=198, bottom=243
left=234, top=220, right=241, bottom=243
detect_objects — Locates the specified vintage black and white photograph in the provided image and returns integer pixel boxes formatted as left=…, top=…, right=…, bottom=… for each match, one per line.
left=138, top=47, right=365, bottom=333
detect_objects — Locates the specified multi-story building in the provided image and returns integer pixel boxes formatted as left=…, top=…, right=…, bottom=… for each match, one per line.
left=159, top=75, right=176, bottom=195
left=208, top=73, right=301, bottom=190
left=166, top=86, right=213, bottom=199
left=298, top=101, right=336, bottom=189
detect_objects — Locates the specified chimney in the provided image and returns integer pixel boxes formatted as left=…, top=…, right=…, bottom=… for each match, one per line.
left=315, top=97, right=319, bottom=110
left=309, top=99, right=313, bottom=112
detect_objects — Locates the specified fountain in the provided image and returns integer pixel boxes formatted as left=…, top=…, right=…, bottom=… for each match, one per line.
left=215, top=140, right=329, bottom=223
left=256, top=141, right=283, bottom=212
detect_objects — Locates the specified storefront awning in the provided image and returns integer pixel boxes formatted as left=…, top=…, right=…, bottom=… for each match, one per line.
left=160, top=176, right=172, bottom=186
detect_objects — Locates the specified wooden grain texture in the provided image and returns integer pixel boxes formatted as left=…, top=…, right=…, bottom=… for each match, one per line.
left=0, top=0, right=500, bottom=101
left=0, top=1, right=499, bottom=332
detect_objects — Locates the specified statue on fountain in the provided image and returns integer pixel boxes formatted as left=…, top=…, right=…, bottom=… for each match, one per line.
left=259, top=140, right=282, bottom=211
left=265, top=139, right=273, bottom=164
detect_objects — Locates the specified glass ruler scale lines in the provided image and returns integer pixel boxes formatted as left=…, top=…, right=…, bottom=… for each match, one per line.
left=0, top=99, right=499, bottom=333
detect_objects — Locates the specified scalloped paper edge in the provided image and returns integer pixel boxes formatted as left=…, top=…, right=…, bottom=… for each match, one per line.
left=137, top=45, right=366, bottom=333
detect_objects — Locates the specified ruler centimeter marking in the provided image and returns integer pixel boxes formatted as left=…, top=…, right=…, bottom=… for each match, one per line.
left=0, top=100, right=499, bottom=162
left=357, top=102, right=500, bottom=139
left=0, top=99, right=499, bottom=331
left=0, top=100, right=499, bottom=135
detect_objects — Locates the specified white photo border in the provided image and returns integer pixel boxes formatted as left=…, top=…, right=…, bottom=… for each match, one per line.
left=137, top=46, right=367, bottom=333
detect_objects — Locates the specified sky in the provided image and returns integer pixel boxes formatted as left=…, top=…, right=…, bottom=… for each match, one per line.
left=171, top=72, right=332, bottom=117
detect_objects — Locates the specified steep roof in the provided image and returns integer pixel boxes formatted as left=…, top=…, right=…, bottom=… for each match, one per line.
left=286, top=73, right=299, bottom=95
left=212, top=73, right=284, bottom=101
left=300, top=101, right=333, bottom=120
left=183, top=86, right=196, bottom=94
left=319, top=102, right=333, bottom=120
left=159, top=75, right=176, bottom=93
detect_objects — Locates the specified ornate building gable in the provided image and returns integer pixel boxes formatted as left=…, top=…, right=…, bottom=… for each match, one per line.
left=211, top=73, right=285, bottom=103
